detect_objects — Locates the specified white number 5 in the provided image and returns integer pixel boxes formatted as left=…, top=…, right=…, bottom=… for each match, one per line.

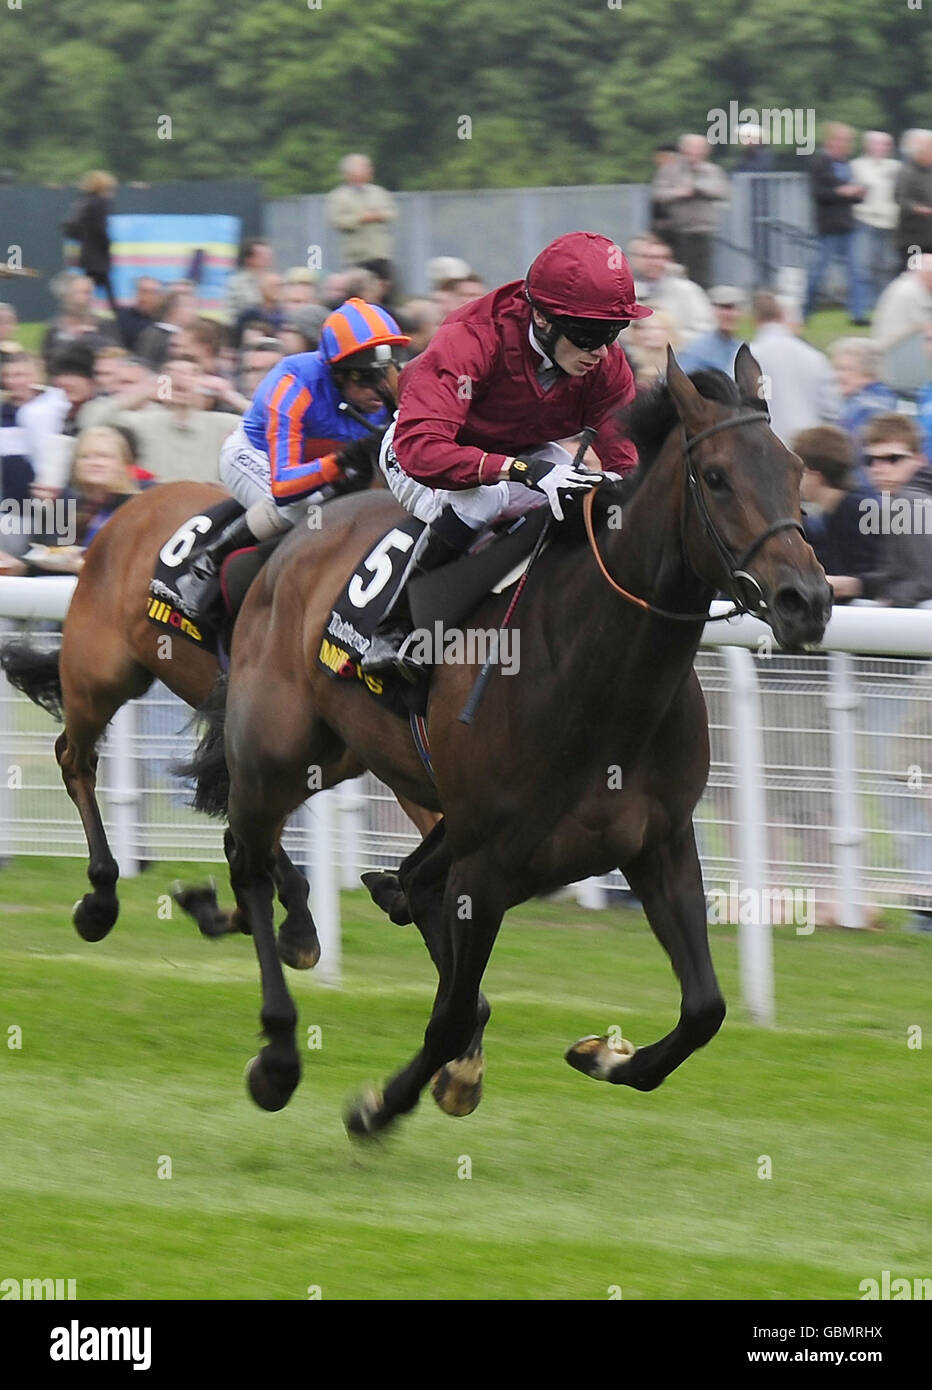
left=348, top=529, right=415, bottom=608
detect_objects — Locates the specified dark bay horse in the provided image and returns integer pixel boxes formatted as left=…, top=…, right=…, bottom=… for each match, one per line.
left=1, top=478, right=438, bottom=966
left=187, top=346, right=833, bottom=1128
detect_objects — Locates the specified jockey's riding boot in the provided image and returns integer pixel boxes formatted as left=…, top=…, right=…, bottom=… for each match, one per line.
left=360, top=509, right=476, bottom=676
left=173, top=511, right=259, bottom=622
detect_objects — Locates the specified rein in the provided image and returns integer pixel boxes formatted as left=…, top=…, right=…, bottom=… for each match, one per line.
left=582, top=409, right=805, bottom=624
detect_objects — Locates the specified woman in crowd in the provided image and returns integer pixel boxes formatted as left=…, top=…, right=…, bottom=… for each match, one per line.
left=625, top=307, right=681, bottom=387
left=0, top=425, right=153, bottom=576
left=63, top=170, right=119, bottom=318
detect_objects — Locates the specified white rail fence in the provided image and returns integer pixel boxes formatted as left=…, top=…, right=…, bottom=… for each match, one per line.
left=3, top=580, right=932, bottom=1018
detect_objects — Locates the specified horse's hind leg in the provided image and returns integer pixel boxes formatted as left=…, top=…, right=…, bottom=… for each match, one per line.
left=565, top=822, right=725, bottom=1091
left=274, top=845, right=320, bottom=970
left=56, top=662, right=151, bottom=941
left=171, top=869, right=247, bottom=938
left=362, top=795, right=441, bottom=926
left=55, top=722, right=119, bottom=941
left=224, top=818, right=301, bottom=1111
left=171, top=842, right=318, bottom=963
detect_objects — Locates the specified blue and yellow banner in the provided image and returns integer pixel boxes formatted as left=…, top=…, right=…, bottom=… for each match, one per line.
left=109, top=214, right=241, bottom=310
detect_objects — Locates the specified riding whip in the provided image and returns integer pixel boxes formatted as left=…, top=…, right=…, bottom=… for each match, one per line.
left=338, top=400, right=386, bottom=434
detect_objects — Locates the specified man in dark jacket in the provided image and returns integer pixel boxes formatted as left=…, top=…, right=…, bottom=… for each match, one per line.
left=117, top=277, right=162, bottom=352
left=64, top=171, right=118, bottom=319
left=796, top=425, right=880, bottom=601
left=804, top=124, right=870, bottom=324
left=854, top=414, right=932, bottom=607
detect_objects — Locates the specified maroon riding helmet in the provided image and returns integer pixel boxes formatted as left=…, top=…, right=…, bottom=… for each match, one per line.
left=525, top=231, right=652, bottom=356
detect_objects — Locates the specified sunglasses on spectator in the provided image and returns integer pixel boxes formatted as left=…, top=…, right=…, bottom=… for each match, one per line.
left=558, top=319, right=630, bottom=351
left=867, top=450, right=913, bottom=464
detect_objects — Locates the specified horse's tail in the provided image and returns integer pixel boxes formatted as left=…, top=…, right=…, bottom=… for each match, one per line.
left=0, top=640, right=64, bottom=721
left=174, top=674, right=230, bottom=818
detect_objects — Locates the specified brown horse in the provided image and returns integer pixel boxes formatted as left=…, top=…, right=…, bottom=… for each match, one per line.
left=186, top=346, right=832, bottom=1128
left=1, top=478, right=437, bottom=966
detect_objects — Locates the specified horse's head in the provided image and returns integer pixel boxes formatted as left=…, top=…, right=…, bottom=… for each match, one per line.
left=666, top=343, right=832, bottom=650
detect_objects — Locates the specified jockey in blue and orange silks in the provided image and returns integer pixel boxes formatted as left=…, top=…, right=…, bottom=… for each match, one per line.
left=177, top=297, right=409, bottom=618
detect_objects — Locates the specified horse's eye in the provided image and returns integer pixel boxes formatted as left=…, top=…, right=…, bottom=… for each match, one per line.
left=703, top=469, right=729, bottom=493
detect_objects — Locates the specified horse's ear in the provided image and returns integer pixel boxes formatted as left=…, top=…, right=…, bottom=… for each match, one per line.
left=734, top=343, right=769, bottom=411
left=665, top=345, right=706, bottom=427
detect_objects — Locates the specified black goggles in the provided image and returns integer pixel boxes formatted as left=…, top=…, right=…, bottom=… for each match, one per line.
left=338, top=364, right=394, bottom=386
left=555, top=317, right=629, bottom=351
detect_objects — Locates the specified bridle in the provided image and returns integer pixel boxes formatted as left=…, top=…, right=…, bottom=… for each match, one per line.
left=583, top=408, right=806, bottom=623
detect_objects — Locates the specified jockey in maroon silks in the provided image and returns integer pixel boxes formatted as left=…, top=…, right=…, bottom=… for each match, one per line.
left=362, top=230, right=652, bottom=672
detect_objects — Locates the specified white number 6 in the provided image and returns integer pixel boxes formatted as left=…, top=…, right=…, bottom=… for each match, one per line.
left=159, top=515, right=214, bottom=568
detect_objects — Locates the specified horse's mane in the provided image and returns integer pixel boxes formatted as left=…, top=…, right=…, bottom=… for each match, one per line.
left=611, top=369, right=766, bottom=503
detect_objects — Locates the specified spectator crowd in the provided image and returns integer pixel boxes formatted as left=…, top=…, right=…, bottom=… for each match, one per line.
left=2, top=129, right=932, bottom=608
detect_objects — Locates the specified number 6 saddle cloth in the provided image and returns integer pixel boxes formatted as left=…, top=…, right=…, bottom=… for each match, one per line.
left=147, top=498, right=255, bottom=654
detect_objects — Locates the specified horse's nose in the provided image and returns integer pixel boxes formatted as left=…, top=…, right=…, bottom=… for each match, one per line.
left=771, top=578, right=832, bottom=646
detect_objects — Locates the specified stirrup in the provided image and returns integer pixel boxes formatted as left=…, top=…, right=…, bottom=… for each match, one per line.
left=360, top=631, right=425, bottom=684
left=359, top=629, right=408, bottom=674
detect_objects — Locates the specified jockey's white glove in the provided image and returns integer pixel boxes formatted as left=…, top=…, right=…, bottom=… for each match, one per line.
left=508, top=456, right=601, bottom=521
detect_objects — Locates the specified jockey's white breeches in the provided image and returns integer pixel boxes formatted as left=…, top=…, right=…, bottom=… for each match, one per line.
left=378, top=416, right=558, bottom=529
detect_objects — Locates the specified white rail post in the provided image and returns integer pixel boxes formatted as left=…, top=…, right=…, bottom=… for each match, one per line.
left=722, top=645, right=774, bottom=1026
left=0, top=619, right=13, bottom=867
left=574, top=878, right=608, bottom=909
left=826, top=652, right=865, bottom=929
left=336, top=776, right=366, bottom=891
left=307, top=791, right=341, bottom=986
left=106, top=700, right=140, bottom=878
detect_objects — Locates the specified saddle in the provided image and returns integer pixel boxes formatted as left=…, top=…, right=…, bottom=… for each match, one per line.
left=317, top=507, right=550, bottom=718
left=147, top=500, right=282, bottom=661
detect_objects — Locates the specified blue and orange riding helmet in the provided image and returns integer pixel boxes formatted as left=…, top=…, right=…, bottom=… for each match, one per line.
left=319, top=298, right=409, bottom=374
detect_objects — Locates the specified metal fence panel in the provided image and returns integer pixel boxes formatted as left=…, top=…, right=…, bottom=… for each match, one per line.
left=264, top=175, right=808, bottom=295
left=3, top=638, right=930, bottom=920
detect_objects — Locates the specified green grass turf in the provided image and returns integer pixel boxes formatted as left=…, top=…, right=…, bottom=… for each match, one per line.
left=1, top=856, right=929, bottom=1301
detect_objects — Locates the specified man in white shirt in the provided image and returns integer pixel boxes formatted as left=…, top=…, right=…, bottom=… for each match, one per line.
left=91, top=355, right=239, bottom=483
left=749, top=293, right=840, bottom=445
left=0, top=351, right=69, bottom=551
left=628, top=235, right=715, bottom=344
left=871, top=254, right=932, bottom=351
left=851, top=131, right=901, bottom=304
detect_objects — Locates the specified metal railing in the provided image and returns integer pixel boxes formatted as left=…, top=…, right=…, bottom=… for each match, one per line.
left=4, top=582, right=932, bottom=1017
left=265, top=172, right=815, bottom=294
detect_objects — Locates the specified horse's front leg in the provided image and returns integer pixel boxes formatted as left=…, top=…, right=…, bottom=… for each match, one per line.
left=346, top=850, right=504, bottom=1137
left=566, top=821, right=725, bottom=1091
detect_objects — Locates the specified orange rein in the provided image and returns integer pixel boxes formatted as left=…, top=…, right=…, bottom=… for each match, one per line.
left=582, top=486, right=650, bottom=612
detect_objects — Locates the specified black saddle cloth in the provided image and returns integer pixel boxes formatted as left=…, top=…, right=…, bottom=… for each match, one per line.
left=147, top=499, right=283, bottom=656
left=316, top=506, right=550, bottom=719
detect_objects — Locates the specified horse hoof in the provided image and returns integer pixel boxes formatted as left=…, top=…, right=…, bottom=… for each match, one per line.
left=344, top=1087, right=387, bottom=1140
left=244, top=1053, right=299, bottom=1112
left=431, top=1054, right=484, bottom=1117
left=72, top=893, right=118, bottom=943
left=565, top=1034, right=636, bottom=1081
left=171, top=880, right=236, bottom=938
left=277, top=931, right=321, bottom=971
left=360, top=871, right=412, bottom=926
